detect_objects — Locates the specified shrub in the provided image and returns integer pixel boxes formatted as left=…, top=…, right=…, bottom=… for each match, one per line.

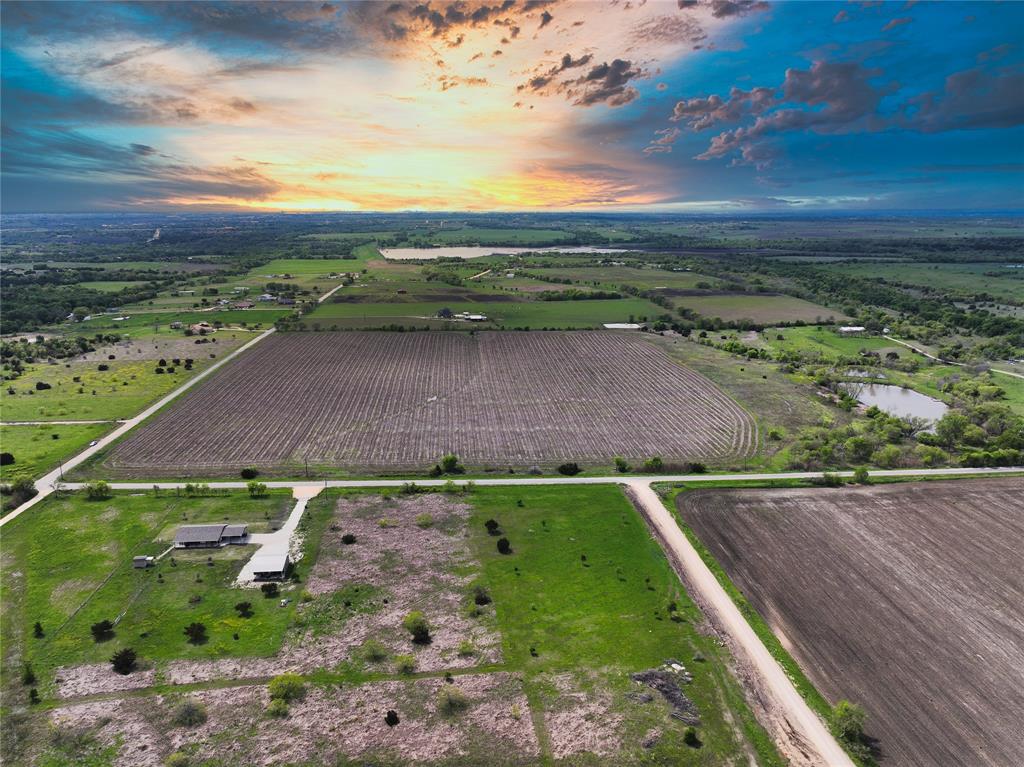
left=403, top=611, right=431, bottom=644
left=266, top=699, right=289, bottom=718
left=85, top=481, right=111, bottom=501
left=853, top=466, right=871, bottom=484
left=22, top=662, right=36, bottom=685
left=496, top=537, right=512, bottom=555
left=90, top=619, right=115, bottom=642
left=683, top=727, right=701, bottom=748
left=457, top=640, right=476, bottom=657
left=0, top=453, right=14, bottom=466
left=472, top=585, right=492, bottom=606
left=234, top=601, right=253, bottom=618
left=246, top=480, right=268, bottom=498
left=439, top=453, right=464, bottom=474
left=831, top=699, right=871, bottom=758
left=556, top=462, right=581, bottom=476
left=97, top=364, right=109, bottom=372
left=613, top=456, right=630, bottom=473
left=261, top=582, right=279, bottom=598
left=437, top=686, right=470, bottom=715
left=34, top=381, right=51, bottom=391
left=183, top=622, right=207, bottom=644
left=110, top=648, right=137, bottom=675
left=33, top=621, right=44, bottom=638
left=268, top=673, right=306, bottom=702
left=642, top=456, right=665, bottom=473
left=415, top=513, right=434, bottom=528
left=171, top=698, right=208, bottom=727
left=684, top=462, right=707, bottom=474
left=377, top=517, right=398, bottom=528
left=341, top=533, right=357, bottom=544
left=484, top=519, right=501, bottom=536
left=384, top=709, right=400, bottom=727
left=361, top=639, right=388, bottom=663
left=394, top=654, right=416, bottom=674
left=165, top=752, right=191, bottom=767
left=240, top=467, right=259, bottom=480
left=29, top=688, right=40, bottom=705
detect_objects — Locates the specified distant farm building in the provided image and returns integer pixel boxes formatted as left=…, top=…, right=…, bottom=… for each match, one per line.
left=603, top=323, right=646, bottom=330
left=437, top=307, right=454, bottom=319
left=173, top=523, right=249, bottom=549
left=132, top=555, right=155, bottom=569
left=277, top=297, right=296, bottom=305
left=233, top=301, right=255, bottom=309
left=250, top=552, right=290, bottom=581
left=838, top=326, right=868, bottom=335
left=190, top=322, right=215, bottom=334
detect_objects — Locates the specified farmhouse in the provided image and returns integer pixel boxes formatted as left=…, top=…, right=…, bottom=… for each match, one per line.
left=249, top=552, right=290, bottom=581
left=173, top=523, right=249, bottom=549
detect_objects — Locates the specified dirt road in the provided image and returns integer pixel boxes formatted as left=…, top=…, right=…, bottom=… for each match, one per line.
left=884, top=335, right=1024, bottom=381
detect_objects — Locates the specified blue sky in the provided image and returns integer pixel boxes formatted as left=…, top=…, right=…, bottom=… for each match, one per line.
left=1, top=0, right=1021, bottom=212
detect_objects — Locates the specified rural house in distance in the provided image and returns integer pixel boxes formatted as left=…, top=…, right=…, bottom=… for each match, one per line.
left=173, top=523, right=249, bottom=549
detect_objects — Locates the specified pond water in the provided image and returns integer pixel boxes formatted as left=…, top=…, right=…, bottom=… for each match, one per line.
left=840, top=383, right=949, bottom=423
left=380, top=245, right=634, bottom=260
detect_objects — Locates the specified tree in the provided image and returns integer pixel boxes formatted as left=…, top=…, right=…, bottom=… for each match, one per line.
left=831, top=699, right=869, bottom=757
left=385, top=709, right=400, bottom=726
left=935, top=412, right=970, bottom=448
left=403, top=611, right=432, bottom=644
left=473, top=585, right=492, bottom=606
left=484, top=519, right=501, bottom=536
left=852, top=466, right=871, bottom=484
left=0, top=453, right=13, bottom=466
left=261, top=582, right=279, bottom=598
left=33, top=621, right=44, bottom=638
left=496, top=537, right=512, bottom=555
left=439, top=453, right=464, bottom=474
left=643, top=456, right=664, bottom=473
left=85, top=481, right=111, bottom=500
left=683, top=726, right=702, bottom=748
left=871, top=444, right=902, bottom=469
left=72, top=306, right=90, bottom=321
left=183, top=622, right=207, bottom=644
left=91, top=619, right=115, bottom=642
left=613, top=456, right=630, bottom=473
left=557, top=462, right=581, bottom=476
left=240, top=467, right=259, bottom=480
left=22, top=662, right=35, bottom=686
left=268, top=673, right=306, bottom=701
left=247, top=480, right=268, bottom=498
left=110, top=648, right=137, bottom=674
left=234, top=601, right=253, bottom=618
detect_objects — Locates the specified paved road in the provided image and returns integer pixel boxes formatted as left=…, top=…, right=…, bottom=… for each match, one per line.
left=884, top=335, right=1024, bottom=381
left=626, top=480, right=854, bottom=767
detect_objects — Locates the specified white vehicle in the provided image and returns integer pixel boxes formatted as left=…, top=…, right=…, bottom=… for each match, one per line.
left=89, top=440, right=98, bottom=447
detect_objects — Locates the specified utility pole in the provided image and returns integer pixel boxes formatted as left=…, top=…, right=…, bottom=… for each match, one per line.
left=304, top=458, right=309, bottom=478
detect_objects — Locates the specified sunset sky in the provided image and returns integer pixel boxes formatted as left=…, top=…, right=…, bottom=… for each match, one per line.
left=2, top=0, right=1021, bottom=212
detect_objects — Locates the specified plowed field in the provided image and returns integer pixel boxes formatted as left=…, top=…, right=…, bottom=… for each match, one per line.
left=105, top=331, right=756, bottom=474
left=677, top=479, right=1024, bottom=767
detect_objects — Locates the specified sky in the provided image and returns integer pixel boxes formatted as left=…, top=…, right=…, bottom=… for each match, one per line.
left=1, top=0, right=1022, bottom=213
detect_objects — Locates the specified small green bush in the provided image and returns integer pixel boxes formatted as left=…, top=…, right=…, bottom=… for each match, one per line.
left=268, top=673, right=306, bottom=702
left=171, top=698, right=208, bottom=728
left=415, top=513, right=434, bottom=528
left=266, top=699, right=290, bottom=718
left=403, top=611, right=431, bottom=644
left=437, top=686, right=470, bottom=715
left=394, top=654, right=416, bottom=674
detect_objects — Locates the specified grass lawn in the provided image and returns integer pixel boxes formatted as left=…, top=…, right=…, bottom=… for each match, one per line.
left=468, top=485, right=782, bottom=765
left=0, top=490, right=304, bottom=691
left=761, top=326, right=903, bottom=358
left=73, top=309, right=285, bottom=336
left=302, top=297, right=666, bottom=329
left=674, top=294, right=847, bottom=324
left=0, top=423, right=115, bottom=482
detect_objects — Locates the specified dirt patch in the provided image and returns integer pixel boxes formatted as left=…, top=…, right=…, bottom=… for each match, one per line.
left=49, top=697, right=164, bottom=767
left=543, top=673, right=624, bottom=759
left=54, top=663, right=157, bottom=699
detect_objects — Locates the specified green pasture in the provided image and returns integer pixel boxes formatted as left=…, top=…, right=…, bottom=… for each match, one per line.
left=0, top=423, right=115, bottom=482
left=674, top=294, right=846, bottom=324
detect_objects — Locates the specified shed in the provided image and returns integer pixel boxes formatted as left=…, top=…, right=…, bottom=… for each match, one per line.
left=250, top=552, right=290, bottom=581
left=133, top=555, right=155, bottom=569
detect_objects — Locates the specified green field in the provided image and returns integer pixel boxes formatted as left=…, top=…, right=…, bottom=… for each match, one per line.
left=530, top=265, right=721, bottom=291
left=761, top=326, right=903, bottom=358
left=73, top=309, right=285, bottom=335
left=76, top=281, right=151, bottom=293
left=0, top=490, right=305, bottom=686
left=301, top=296, right=666, bottom=328
left=829, top=262, right=1024, bottom=303
left=674, top=294, right=847, bottom=324
left=468, top=485, right=782, bottom=764
left=0, top=423, right=115, bottom=482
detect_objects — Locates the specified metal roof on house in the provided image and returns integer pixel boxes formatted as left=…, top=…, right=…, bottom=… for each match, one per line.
left=222, top=524, right=248, bottom=538
left=250, top=552, right=289, bottom=574
left=174, top=524, right=227, bottom=544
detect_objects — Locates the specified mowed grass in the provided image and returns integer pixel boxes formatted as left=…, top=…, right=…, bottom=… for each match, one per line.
left=674, top=293, right=847, bottom=323
left=0, top=490, right=302, bottom=687
left=0, top=423, right=114, bottom=482
left=303, top=297, right=666, bottom=328
left=468, top=485, right=782, bottom=764
left=761, top=326, right=903, bottom=358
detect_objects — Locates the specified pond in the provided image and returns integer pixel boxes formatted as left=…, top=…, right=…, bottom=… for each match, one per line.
left=840, top=383, right=949, bottom=423
left=379, top=246, right=634, bottom=260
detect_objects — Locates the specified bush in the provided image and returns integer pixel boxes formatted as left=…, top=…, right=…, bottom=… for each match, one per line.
left=261, top=582, right=279, bottom=598
left=171, top=698, right=208, bottom=727
left=394, top=654, right=416, bottom=674
left=341, top=533, right=357, bottom=544
left=613, top=456, right=630, bottom=473
left=377, top=517, right=398, bottom=528
left=403, top=611, right=431, bottom=644
left=831, top=699, right=871, bottom=758
left=268, top=673, right=306, bottom=702
left=853, top=466, right=871, bottom=484
left=22, top=662, right=36, bottom=685
left=266, top=699, right=290, bottom=718
left=247, top=480, right=268, bottom=498
left=496, top=537, right=512, bottom=555
left=85, top=481, right=111, bottom=501
left=34, top=381, right=51, bottom=391
left=0, top=453, right=14, bottom=466
left=384, top=709, right=400, bottom=727
left=684, top=462, right=707, bottom=474
left=234, top=601, right=253, bottom=618
left=472, top=585, right=492, bottom=606
left=415, top=512, right=434, bottom=528
left=110, top=648, right=137, bottom=675
left=457, top=640, right=476, bottom=657
left=484, top=519, right=501, bottom=536
left=90, top=619, right=115, bottom=642
left=33, top=621, right=44, bottom=638
left=97, top=364, right=109, bottom=372
left=165, top=752, right=191, bottom=767
left=642, top=456, right=664, bottom=473
left=437, top=686, right=470, bottom=715
left=556, top=462, right=581, bottom=476
left=183, top=622, right=207, bottom=644
left=361, top=639, right=388, bottom=663
left=439, top=453, right=464, bottom=474
left=240, top=467, right=259, bottom=480
left=683, top=726, right=701, bottom=748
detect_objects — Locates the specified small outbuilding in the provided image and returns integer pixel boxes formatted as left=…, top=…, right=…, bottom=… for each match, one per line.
left=250, top=552, right=290, bottom=581
left=133, top=555, right=155, bottom=569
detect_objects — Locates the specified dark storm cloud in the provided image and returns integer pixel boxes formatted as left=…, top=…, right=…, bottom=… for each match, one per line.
left=538, top=10, right=553, bottom=29
left=571, top=59, right=646, bottom=107
left=676, top=0, right=768, bottom=18
left=903, top=66, right=1024, bottom=131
